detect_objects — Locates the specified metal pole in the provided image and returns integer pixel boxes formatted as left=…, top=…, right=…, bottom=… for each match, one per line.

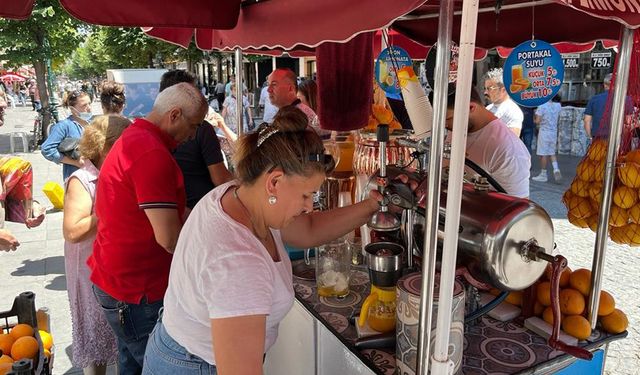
left=415, top=1, right=454, bottom=374
left=235, top=48, right=244, bottom=137
left=43, top=37, right=59, bottom=122
left=431, top=0, right=479, bottom=373
left=588, top=26, right=634, bottom=328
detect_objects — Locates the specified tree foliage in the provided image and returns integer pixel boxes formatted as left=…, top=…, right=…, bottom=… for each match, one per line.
left=0, top=0, right=83, bottom=68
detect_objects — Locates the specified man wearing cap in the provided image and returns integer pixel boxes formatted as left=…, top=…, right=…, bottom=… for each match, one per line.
left=88, top=82, right=208, bottom=373
left=483, top=68, right=524, bottom=137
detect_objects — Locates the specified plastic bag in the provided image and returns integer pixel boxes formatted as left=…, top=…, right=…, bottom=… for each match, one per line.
left=0, top=156, right=33, bottom=223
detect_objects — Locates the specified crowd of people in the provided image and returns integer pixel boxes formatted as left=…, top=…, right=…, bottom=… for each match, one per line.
left=28, top=68, right=377, bottom=375
left=0, top=64, right=616, bottom=374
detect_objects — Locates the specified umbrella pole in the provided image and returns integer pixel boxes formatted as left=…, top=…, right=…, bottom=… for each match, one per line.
left=588, top=26, right=634, bottom=328
left=415, top=1, right=454, bottom=374
left=430, top=0, right=479, bottom=373
left=235, top=48, right=244, bottom=137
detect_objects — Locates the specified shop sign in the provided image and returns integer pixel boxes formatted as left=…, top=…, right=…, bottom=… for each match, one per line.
left=424, top=41, right=459, bottom=96
left=562, top=53, right=580, bottom=69
left=503, top=39, right=564, bottom=107
left=590, top=51, right=612, bottom=69
left=374, top=46, right=412, bottom=96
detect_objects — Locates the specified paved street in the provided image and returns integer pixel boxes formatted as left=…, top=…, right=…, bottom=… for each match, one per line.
left=0, top=103, right=638, bottom=374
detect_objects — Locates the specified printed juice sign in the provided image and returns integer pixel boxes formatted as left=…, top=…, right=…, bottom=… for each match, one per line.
left=375, top=46, right=413, bottom=97
left=503, top=40, right=564, bottom=107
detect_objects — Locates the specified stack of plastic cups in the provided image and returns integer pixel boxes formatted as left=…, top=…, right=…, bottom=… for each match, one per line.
left=400, top=77, right=433, bottom=139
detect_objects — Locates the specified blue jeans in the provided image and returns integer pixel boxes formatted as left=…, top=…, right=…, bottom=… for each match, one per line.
left=142, top=319, right=217, bottom=375
left=92, top=285, right=163, bottom=375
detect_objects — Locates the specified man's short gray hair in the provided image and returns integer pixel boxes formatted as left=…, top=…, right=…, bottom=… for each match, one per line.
left=604, top=73, right=613, bottom=84
left=153, top=82, right=207, bottom=118
left=484, top=68, right=505, bottom=87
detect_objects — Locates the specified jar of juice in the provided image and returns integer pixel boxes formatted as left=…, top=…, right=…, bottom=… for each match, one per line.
left=358, top=285, right=397, bottom=333
left=316, top=238, right=351, bottom=297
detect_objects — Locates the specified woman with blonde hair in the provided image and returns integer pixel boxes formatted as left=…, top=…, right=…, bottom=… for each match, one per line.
left=63, top=115, right=131, bottom=375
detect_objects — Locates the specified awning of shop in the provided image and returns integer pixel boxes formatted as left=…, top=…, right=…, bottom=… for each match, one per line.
left=0, top=0, right=35, bottom=20
left=143, top=0, right=427, bottom=50
left=494, top=40, right=619, bottom=58
left=392, top=0, right=640, bottom=50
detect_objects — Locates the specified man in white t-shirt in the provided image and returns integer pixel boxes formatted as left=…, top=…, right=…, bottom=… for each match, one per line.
left=483, top=68, right=524, bottom=137
left=258, top=80, right=278, bottom=124
left=267, top=68, right=329, bottom=137
left=446, top=87, right=531, bottom=198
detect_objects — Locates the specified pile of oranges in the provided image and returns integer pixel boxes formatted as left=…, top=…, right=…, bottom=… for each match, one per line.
left=364, top=104, right=402, bottom=131
left=564, top=139, right=640, bottom=245
left=0, top=324, right=53, bottom=375
left=500, top=264, right=628, bottom=340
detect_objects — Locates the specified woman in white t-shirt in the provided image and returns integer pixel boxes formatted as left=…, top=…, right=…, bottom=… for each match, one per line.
left=142, top=107, right=381, bottom=375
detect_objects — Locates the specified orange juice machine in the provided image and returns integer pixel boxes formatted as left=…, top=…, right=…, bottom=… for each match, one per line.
left=357, top=124, right=589, bottom=358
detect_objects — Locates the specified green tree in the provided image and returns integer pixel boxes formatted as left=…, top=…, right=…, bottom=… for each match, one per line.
left=0, top=0, right=83, bottom=133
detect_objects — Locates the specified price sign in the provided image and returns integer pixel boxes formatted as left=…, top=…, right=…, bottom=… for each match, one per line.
left=591, top=51, right=612, bottom=69
left=562, top=53, right=580, bottom=69
left=503, top=40, right=564, bottom=107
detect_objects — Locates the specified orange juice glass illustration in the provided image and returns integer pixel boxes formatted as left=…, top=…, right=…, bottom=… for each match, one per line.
left=511, top=65, right=524, bottom=82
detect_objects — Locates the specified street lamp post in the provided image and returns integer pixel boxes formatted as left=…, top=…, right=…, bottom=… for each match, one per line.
left=43, top=36, right=59, bottom=123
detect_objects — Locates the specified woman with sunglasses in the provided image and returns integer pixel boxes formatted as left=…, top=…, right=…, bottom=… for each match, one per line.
left=41, top=90, right=92, bottom=181
left=142, top=106, right=381, bottom=375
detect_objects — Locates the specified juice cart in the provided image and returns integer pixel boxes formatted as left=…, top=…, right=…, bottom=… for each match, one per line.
left=2, top=1, right=638, bottom=373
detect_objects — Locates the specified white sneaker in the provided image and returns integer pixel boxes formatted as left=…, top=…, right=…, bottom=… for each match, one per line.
left=532, top=173, right=548, bottom=182
left=553, top=170, right=562, bottom=182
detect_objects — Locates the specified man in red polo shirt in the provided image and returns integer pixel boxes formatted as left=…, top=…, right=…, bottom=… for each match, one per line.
left=88, top=82, right=207, bottom=373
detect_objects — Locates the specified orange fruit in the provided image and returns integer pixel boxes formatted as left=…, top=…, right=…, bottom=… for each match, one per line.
left=570, top=179, right=591, bottom=197
left=625, top=223, right=640, bottom=245
left=587, top=140, right=607, bottom=162
left=625, top=149, right=640, bottom=164
left=586, top=214, right=600, bottom=232
left=597, top=291, right=616, bottom=316
left=629, top=203, right=640, bottom=223
left=609, top=205, right=629, bottom=227
left=9, top=324, right=33, bottom=340
left=545, top=265, right=572, bottom=287
left=559, top=288, right=586, bottom=315
left=372, top=104, right=394, bottom=124
left=0, top=356, right=11, bottom=364
left=537, top=281, right=552, bottom=306
left=613, top=185, right=638, bottom=209
left=577, top=161, right=597, bottom=182
left=510, top=83, right=522, bottom=93
left=542, top=306, right=562, bottom=325
left=610, top=225, right=632, bottom=244
left=0, top=335, right=14, bottom=358
left=568, top=195, right=594, bottom=219
left=568, top=212, right=589, bottom=228
left=38, top=330, right=52, bottom=351
left=589, top=183, right=603, bottom=204
left=618, top=162, right=640, bottom=188
left=562, top=315, right=592, bottom=340
left=569, top=268, right=592, bottom=296
left=505, top=291, right=523, bottom=307
left=10, top=336, right=38, bottom=361
left=0, top=363, right=12, bottom=375
left=534, top=301, right=545, bottom=316
left=599, top=309, right=628, bottom=334
left=594, top=160, right=606, bottom=182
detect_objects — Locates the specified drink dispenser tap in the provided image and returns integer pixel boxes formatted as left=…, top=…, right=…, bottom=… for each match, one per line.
left=368, top=124, right=401, bottom=232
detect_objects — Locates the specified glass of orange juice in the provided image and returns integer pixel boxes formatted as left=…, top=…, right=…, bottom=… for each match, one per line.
left=511, top=65, right=524, bottom=82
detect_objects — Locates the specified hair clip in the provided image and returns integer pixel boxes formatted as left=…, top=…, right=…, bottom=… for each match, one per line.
left=257, top=124, right=279, bottom=147
left=308, top=153, right=333, bottom=165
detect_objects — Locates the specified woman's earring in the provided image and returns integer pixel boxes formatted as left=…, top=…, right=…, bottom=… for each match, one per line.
left=268, top=196, right=277, bottom=205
